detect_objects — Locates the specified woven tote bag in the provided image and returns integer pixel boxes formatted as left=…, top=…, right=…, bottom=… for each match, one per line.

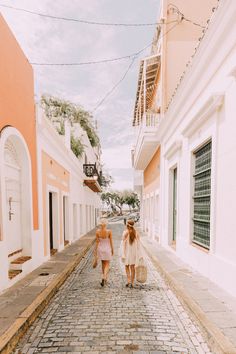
left=92, top=256, right=98, bottom=269
left=136, top=258, right=147, bottom=283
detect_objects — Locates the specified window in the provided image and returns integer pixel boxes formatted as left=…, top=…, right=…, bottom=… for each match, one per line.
left=192, top=141, right=212, bottom=249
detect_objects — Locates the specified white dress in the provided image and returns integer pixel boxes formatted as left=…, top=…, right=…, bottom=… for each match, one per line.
left=122, top=231, right=140, bottom=266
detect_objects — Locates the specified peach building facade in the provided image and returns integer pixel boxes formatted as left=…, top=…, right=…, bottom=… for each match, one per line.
left=37, top=112, right=101, bottom=262
left=132, top=0, right=236, bottom=297
left=0, top=14, right=40, bottom=290
left=0, top=15, right=102, bottom=292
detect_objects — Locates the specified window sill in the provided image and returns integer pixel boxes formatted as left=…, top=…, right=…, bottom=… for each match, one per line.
left=191, top=242, right=209, bottom=254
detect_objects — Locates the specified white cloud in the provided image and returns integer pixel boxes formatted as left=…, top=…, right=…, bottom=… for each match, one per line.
left=102, top=145, right=132, bottom=169
left=0, top=0, right=160, bottom=190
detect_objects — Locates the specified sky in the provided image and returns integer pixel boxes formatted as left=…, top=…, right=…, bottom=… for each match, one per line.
left=0, top=0, right=160, bottom=190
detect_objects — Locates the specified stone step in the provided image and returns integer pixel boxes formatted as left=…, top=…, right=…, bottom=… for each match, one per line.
left=10, top=256, right=32, bottom=272
left=8, top=269, right=22, bottom=280
left=8, top=249, right=23, bottom=263
left=50, top=248, right=58, bottom=256
left=11, top=256, right=31, bottom=265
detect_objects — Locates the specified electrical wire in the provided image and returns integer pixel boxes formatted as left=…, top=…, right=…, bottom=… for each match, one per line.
left=30, top=20, right=181, bottom=67
left=168, top=3, right=206, bottom=29
left=92, top=56, right=137, bottom=112
left=30, top=41, right=157, bottom=67
left=0, top=3, right=165, bottom=27
left=0, top=3, right=206, bottom=29
left=182, top=17, right=205, bottom=29
left=93, top=20, right=181, bottom=113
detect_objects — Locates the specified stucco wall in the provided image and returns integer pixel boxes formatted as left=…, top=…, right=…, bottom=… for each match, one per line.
left=42, top=152, right=70, bottom=256
left=144, top=147, right=161, bottom=195
left=0, top=15, right=38, bottom=230
left=162, top=0, right=218, bottom=110
left=159, top=0, right=236, bottom=296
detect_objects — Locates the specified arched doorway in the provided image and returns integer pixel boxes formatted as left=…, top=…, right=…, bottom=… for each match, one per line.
left=0, top=127, right=33, bottom=278
left=4, top=139, right=22, bottom=255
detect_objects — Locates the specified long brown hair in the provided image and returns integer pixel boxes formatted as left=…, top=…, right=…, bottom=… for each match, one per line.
left=127, top=219, right=136, bottom=244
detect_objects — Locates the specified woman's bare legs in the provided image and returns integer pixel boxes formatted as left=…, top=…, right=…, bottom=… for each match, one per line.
left=130, top=265, right=135, bottom=287
left=125, top=265, right=131, bottom=285
left=104, top=261, right=110, bottom=282
left=101, top=261, right=105, bottom=279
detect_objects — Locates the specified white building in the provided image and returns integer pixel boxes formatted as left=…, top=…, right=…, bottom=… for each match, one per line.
left=36, top=108, right=102, bottom=264
left=159, top=0, right=236, bottom=297
left=133, top=0, right=236, bottom=297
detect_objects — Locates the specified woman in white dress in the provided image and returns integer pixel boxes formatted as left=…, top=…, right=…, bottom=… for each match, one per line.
left=121, top=219, right=140, bottom=288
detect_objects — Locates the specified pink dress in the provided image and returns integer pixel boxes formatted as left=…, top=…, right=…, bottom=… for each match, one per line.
left=97, top=235, right=112, bottom=261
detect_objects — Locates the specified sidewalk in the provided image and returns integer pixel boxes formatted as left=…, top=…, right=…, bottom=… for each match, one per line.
left=140, top=231, right=236, bottom=354
left=0, top=230, right=95, bottom=354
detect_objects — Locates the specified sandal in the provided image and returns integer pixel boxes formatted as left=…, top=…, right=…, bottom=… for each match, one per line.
left=126, top=283, right=130, bottom=287
left=101, top=279, right=105, bottom=287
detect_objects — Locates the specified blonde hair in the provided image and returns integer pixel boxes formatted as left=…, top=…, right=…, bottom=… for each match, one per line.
left=98, top=218, right=108, bottom=226
left=126, top=219, right=136, bottom=244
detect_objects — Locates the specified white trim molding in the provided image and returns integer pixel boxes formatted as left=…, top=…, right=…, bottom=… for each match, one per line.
left=183, top=94, right=224, bottom=138
left=229, top=66, right=236, bottom=80
left=164, top=140, right=182, bottom=160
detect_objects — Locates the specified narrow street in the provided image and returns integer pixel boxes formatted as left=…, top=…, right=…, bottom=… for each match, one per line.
left=15, top=223, right=211, bottom=354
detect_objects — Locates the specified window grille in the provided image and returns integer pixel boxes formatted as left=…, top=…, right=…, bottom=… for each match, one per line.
left=192, top=141, right=212, bottom=249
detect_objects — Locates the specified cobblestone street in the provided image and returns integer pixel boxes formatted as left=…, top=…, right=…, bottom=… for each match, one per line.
left=14, top=223, right=211, bottom=354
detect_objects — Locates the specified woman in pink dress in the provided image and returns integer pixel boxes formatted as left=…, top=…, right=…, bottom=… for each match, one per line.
left=95, top=218, right=114, bottom=286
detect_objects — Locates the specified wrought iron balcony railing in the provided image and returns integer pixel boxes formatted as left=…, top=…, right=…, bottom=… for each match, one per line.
left=83, top=163, right=103, bottom=186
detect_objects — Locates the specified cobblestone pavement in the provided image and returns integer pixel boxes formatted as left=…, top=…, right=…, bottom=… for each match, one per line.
left=14, top=223, right=212, bottom=354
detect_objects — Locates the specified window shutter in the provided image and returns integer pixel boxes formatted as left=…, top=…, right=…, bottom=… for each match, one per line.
left=192, top=141, right=212, bottom=249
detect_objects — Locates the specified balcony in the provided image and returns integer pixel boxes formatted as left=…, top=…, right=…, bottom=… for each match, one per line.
left=83, top=163, right=102, bottom=193
left=133, top=112, right=161, bottom=170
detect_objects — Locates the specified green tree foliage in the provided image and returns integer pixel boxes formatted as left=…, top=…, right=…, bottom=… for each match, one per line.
left=100, top=173, right=114, bottom=190
left=70, top=134, right=84, bottom=158
left=101, top=190, right=140, bottom=215
left=123, top=190, right=140, bottom=211
left=41, top=95, right=100, bottom=148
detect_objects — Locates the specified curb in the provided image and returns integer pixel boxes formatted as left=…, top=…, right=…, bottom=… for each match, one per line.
left=0, top=237, right=95, bottom=354
left=142, top=242, right=236, bottom=354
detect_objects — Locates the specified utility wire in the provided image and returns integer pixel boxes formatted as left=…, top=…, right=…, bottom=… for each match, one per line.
left=93, top=56, right=137, bottom=113
left=30, top=40, right=160, bottom=67
left=0, top=3, right=206, bottom=29
left=0, top=3, right=164, bottom=27
left=93, top=20, right=181, bottom=113
left=168, top=3, right=206, bottom=29
left=30, top=19, right=180, bottom=67
left=182, top=17, right=205, bottom=29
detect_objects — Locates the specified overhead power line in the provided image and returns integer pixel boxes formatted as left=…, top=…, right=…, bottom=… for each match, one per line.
left=0, top=3, right=206, bottom=29
left=30, top=40, right=158, bottom=67
left=93, top=56, right=137, bottom=113
left=0, top=3, right=162, bottom=27
left=168, top=3, right=206, bottom=29
left=93, top=20, right=181, bottom=113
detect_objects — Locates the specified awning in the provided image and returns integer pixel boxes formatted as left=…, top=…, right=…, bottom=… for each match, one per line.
left=133, top=54, right=161, bottom=126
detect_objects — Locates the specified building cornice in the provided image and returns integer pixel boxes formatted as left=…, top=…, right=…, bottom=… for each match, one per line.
left=182, top=94, right=224, bottom=137
left=164, top=140, right=182, bottom=160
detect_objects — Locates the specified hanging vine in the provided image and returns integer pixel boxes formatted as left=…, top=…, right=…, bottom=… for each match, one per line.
left=41, top=95, right=100, bottom=148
